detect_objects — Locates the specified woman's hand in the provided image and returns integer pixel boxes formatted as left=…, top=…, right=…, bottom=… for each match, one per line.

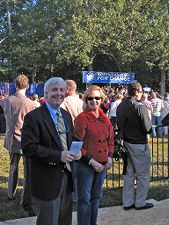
left=104, top=157, right=112, bottom=170
left=89, top=159, right=104, bottom=172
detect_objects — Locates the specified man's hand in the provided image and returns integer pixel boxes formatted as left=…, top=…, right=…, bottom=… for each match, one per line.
left=60, top=151, right=75, bottom=163
left=73, top=151, right=82, bottom=161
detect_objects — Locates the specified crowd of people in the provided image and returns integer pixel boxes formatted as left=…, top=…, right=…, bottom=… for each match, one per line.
left=101, top=85, right=169, bottom=137
left=0, top=75, right=169, bottom=225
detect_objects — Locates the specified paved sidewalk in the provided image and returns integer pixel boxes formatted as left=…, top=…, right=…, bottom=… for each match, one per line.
left=0, top=199, right=169, bottom=225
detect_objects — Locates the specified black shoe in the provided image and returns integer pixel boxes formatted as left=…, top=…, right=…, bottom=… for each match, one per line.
left=26, top=209, right=35, bottom=217
left=123, top=204, right=135, bottom=210
left=7, top=196, right=16, bottom=201
left=135, top=202, right=154, bottom=210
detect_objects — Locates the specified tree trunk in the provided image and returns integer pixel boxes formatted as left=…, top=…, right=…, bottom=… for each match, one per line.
left=160, top=68, right=165, bottom=96
left=5, top=0, right=13, bottom=72
left=88, top=64, right=93, bottom=71
left=5, top=0, right=12, bottom=36
left=31, top=73, right=36, bottom=83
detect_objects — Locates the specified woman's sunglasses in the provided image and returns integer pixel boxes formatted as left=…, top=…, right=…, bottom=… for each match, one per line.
left=87, top=96, right=102, bottom=101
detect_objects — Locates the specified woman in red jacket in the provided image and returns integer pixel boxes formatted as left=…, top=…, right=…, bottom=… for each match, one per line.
left=74, top=85, right=114, bottom=225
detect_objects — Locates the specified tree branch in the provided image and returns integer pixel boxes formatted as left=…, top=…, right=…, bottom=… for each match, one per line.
left=0, top=36, right=9, bottom=44
left=136, top=37, right=155, bottom=51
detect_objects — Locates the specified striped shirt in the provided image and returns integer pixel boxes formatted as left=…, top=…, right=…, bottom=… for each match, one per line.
left=150, top=97, right=164, bottom=116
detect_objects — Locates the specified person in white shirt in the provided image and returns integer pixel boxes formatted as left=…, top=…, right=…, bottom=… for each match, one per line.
left=109, top=93, right=124, bottom=129
left=150, top=91, right=164, bottom=137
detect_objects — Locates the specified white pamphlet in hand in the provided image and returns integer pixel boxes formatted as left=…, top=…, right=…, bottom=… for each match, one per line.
left=69, top=141, right=83, bottom=154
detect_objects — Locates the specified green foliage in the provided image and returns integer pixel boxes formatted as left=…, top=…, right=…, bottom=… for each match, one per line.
left=0, top=0, right=169, bottom=86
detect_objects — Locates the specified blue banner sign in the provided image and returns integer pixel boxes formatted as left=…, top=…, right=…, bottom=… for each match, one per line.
left=0, top=82, right=44, bottom=97
left=82, top=71, right=135, bottom=84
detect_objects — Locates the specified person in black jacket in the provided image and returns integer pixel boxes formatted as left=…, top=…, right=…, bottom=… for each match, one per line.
left=21, top=77, right=81, bottom=225
left=0, top=103, right=5, bottom=134
left=162, top=113, right=169, bottom=126
left=116, top=81, right=153, bottom=210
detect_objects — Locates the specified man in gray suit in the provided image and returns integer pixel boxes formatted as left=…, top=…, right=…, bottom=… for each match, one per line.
left=1, top=74, right=36, bottom=216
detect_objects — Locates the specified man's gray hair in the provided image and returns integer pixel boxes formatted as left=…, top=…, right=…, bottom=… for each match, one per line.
left=44, top=77, right=67, bottom=94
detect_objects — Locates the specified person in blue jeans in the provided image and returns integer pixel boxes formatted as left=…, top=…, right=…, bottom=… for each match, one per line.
left=74, top=85, right=114, bottom=225
left=150, top=91, right=164, bottom=138
left=151, top=115, right=163, bottom=137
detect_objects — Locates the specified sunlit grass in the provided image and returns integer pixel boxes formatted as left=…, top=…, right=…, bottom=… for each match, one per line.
left=0, top=136, right=35, bottom=221
left=103, top=136, right=169, bottom=188
left=1, top=136, right=169, bottom=221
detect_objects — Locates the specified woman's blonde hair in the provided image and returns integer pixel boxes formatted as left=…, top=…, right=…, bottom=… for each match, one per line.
left=83, top=85, right=106, bottom=104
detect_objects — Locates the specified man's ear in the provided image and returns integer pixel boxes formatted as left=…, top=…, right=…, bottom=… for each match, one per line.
left=15, top=85, right=19, bottom=91
left=26, top=84, right=29, bottom=90
left=44, top=91, right=48, bottom=99
left=67, top=86, right=70, bottom=92
left=65, top=86, right=70, bottom=95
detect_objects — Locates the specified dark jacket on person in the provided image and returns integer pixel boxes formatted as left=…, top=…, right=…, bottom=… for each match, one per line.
left=0, top=104, right=5, bottom=133
left=162, top=113, right=169, bottom=126
left=21, top=103, right=73, bottom=201
left=116, top=97, right=152, bottom=144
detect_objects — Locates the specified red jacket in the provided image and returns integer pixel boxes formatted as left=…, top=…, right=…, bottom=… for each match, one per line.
left=74, top=108, right=114, bottom=163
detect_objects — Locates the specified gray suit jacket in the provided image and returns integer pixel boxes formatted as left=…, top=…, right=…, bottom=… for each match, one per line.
left=2, top=92, right=36, bottom=156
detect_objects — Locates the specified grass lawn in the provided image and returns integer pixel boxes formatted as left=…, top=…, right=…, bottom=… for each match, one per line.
left=1, top=135, right=169, bottom=221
